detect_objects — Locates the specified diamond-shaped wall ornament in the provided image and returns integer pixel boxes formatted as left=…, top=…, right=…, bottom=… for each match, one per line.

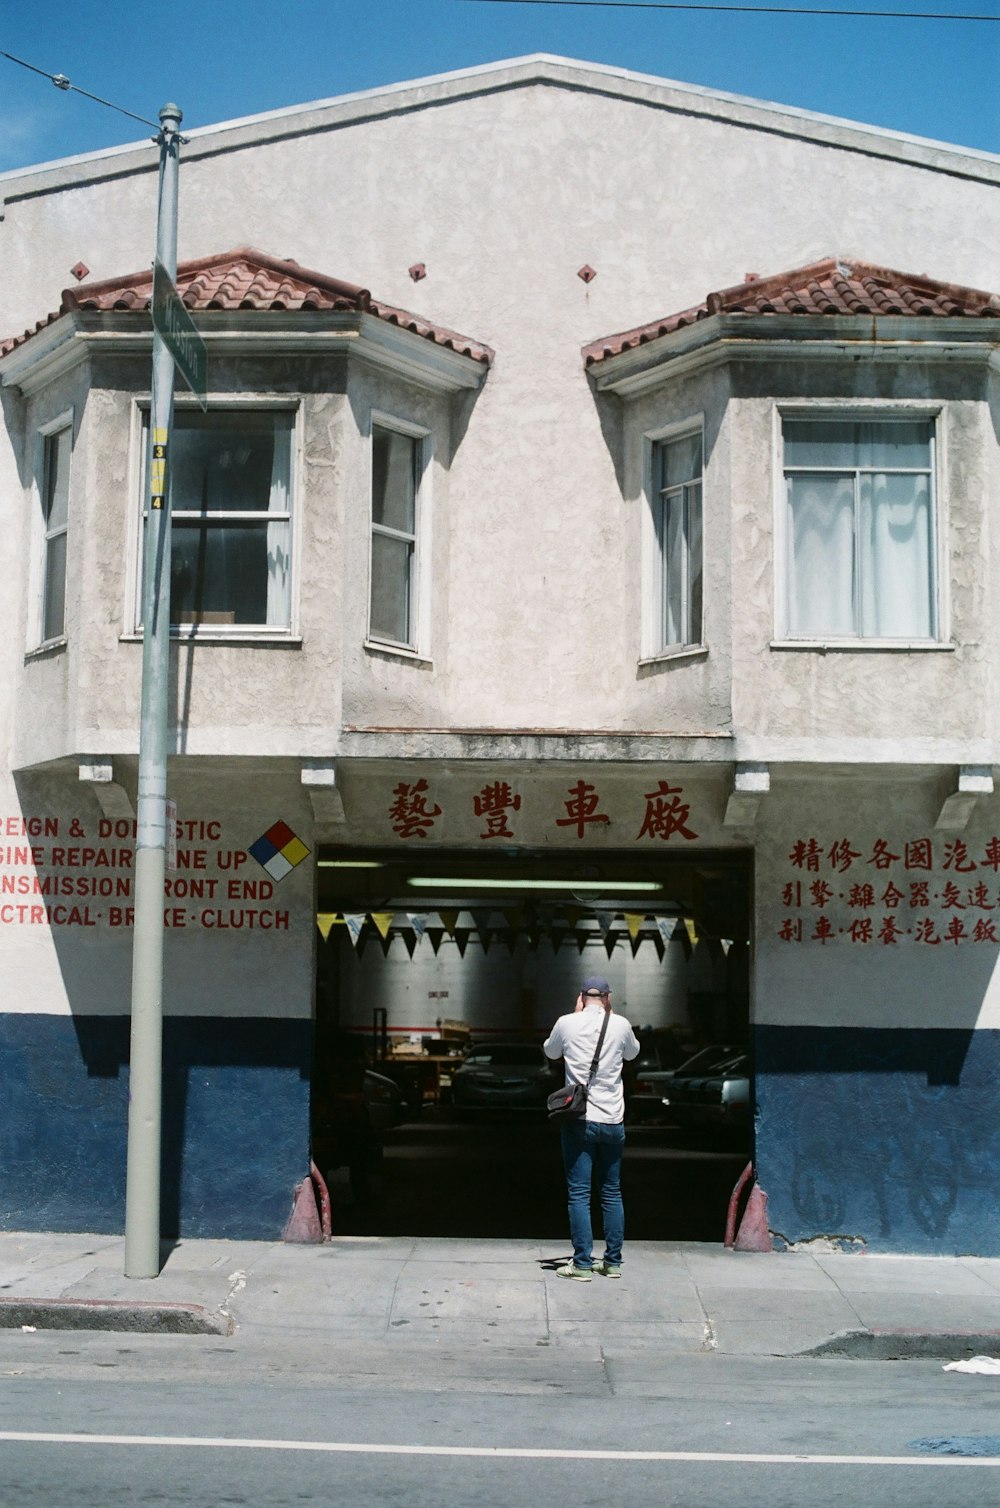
left=577, top=264, right=597, bottom=284
left=248, top=819, right=311, bottom=882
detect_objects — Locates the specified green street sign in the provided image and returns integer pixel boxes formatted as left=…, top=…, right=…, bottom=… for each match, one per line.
left=151, top=259, right=207, bottom=408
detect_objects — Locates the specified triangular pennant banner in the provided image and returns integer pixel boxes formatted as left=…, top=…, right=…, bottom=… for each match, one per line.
left=683, top=916, right=699, bottom=948
left=402, top=929, right=419, bottom=959
left=470, top=910, right=492, bottom=946
left=426, top=927, right=445, bottom=956
left=316, top=913, right=337, bottom=942
left=371, top=911, right=394, bottom=940
left=655, top=916, right=678, bottom=945
left=342, top=913, right=366, bottom=949
left=503, top=907, right=525, bottom=935
left=406, top=913, right=427, bottom=943
left=624, top=912, right=646, bottom=942
left=439, top=910, right=460, bottom=938
left=454, top=929, right=470, bottom=957
left=595, top=911, right=614, bottom=938
left=562, top=906, right=583, bottom=932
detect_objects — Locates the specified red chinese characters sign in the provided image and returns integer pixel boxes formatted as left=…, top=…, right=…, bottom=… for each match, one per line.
left=384, top=777, right=703, bottom=844
left=778, top=835, right=1000, bottom=946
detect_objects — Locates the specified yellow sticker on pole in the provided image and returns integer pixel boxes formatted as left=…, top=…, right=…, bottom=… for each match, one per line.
left=150, top=427, right=168, bottom=509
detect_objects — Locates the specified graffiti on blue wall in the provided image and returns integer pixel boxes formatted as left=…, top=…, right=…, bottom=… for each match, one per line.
left=755, top=1026, right=1000, bottom=1254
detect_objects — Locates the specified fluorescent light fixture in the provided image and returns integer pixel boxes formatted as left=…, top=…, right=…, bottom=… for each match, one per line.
left=318, top=860, right=386, bottom=869
left=405, top=877, right=663, bottom=892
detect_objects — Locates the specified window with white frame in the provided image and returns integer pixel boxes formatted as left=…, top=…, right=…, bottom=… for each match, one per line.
left=782, top=415, right=936, bottom=641
left=140, top=408, right=295, bottom=631
left=369, top=423, right=423, bottom=649
left=38, top=421, right=72, bottom=644
left=651, top=429, right=703, bottom=651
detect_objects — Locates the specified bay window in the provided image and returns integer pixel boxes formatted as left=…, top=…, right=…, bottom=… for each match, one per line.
left=369, top=421, right=424, bottom=650
left=782, top=414, right=937, bottom=641
left=140, top=407, right=295, bottom=632
left=650, top=428, right=703, bottom=652
left=38, top=421, right=71, bottom=644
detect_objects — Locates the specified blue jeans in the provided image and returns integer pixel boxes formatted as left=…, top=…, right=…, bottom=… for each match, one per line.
left=560, top=1119, right=626, bottom=1269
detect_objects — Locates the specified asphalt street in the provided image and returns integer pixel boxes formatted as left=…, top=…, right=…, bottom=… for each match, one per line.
left=2, top=1336, right=999, bottom=1507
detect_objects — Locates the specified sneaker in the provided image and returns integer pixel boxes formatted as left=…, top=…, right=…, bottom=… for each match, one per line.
left=595, top=1261, right=621, bottom=1278
left=555, top=1261, right=592, bottom=1281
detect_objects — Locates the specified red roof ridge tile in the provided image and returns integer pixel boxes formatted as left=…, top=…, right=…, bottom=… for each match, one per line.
left=584, top=256, right=1000, bottom=366
left=2, top=247, right=493, bottom=365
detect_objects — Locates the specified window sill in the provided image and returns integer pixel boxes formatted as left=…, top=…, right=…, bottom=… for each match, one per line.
left=24, top=635, right=68, bottom=662
left=769, top=638, right=955, bottom=653
left=120, top=630, right=303, bottom=647
left=638, top=644, right=708, bottom=668
left=364, top=638, right=433, bottom=667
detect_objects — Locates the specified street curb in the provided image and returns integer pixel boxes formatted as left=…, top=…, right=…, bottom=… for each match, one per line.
left=800, top=1328, right=1000, bottom=1361
left=0, top=1297, right=232, bottom=1336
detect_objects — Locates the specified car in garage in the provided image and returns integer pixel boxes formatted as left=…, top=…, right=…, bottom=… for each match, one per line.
left=312, top=1066, right=406, bottom=1202
left=451, top=1042, right=562, bottom=1114
left=626, top=1030, right=697, bottom=1122
left=659, top=1045, right=751, bottom=1140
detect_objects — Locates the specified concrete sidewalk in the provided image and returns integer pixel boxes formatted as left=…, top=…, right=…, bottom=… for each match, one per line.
left=3, top=1231, right=1000, bottom=1360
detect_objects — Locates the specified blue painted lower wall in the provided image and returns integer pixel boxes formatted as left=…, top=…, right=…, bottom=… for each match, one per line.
left=754, top=1026, right=1000, bottom=1255
left=0, top=1015, right=311, bottom=1239
left=8, top=1013, right=998, bottom=1252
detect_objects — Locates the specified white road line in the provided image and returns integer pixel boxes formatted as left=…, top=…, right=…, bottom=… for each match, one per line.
left=0, top=1432, right=997, bottom=1467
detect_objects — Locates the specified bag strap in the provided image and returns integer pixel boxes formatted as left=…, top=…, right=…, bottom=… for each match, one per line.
left=586, top=1009, right=611, bottom=1086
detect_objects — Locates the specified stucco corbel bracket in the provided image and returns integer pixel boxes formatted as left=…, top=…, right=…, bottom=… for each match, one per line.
left=301, top=759, right=346, bottom=825
left=79, top=758, right=136, bottom=822
left=724, top=762, right=770, bottom=828
left=935, top=766, right=994, bottom=832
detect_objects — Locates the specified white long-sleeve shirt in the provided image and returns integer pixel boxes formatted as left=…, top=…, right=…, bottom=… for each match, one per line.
left=543, top=1003, right=640, bottom=1124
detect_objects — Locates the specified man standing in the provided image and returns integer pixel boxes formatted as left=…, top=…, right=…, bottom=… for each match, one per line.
left=543, top=976, right=640, bottom=1280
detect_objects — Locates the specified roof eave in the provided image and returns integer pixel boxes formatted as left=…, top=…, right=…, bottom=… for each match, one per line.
left=0, top=313, right=86, bottom=394
left=587, top=313, right=1000, bottom=397
left=1, top=308, right=491, bottom=397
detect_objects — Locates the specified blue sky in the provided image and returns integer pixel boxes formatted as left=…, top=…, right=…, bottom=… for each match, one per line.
left=1, top=0, right=997, bottom=173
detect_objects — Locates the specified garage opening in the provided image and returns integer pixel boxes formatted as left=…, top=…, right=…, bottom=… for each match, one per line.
left=313, top=848, right=751, bottom=1241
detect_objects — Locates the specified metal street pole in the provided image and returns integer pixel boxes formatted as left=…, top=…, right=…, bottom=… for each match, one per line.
left=124, top=103, right=183, bottom=1279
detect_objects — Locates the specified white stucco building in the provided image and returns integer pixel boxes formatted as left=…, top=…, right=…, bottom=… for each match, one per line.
left=1, top=57, right=999, bottom=1250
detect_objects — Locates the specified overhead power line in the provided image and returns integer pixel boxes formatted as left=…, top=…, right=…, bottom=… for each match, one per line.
left=456, top=0, right=998, bottom=19
left=0, top=49, right=160, bottom=128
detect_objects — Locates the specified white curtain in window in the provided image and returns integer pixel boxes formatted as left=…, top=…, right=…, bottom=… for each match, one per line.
left=860, top=472, right=932, bottom=638
left=787, top=475, right=856, bottom=637
left=662, top=494, right=686, bottom=645
left=265, top=415, right=292, bottom=625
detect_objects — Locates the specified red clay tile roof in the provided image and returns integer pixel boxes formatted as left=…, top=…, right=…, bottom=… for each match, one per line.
left=1, top=247, right=494, bottom=364
left=583, top=257, right=1000, bottom=367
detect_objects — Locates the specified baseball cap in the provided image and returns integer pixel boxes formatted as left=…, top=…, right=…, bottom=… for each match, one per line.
left=581, top=976, right=611, bottom=995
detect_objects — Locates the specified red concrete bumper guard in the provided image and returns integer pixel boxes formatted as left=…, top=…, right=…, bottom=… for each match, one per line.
left=282, top=1160, right=333, bottom=1242
left=725, top=1161, right=773, bottom=1252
